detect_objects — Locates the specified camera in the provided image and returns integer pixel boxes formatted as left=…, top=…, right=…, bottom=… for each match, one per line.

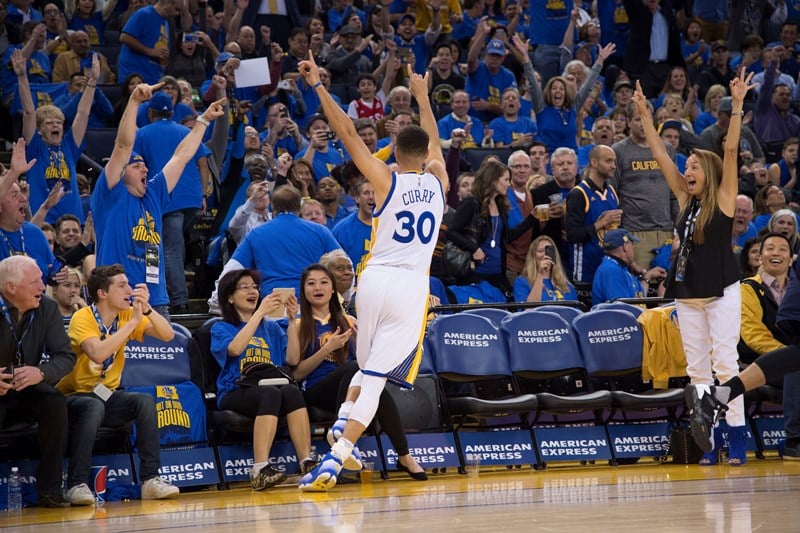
left=183, top=32, right=199, bottom=43
left=277, top=80, right=292, bottom=91
left=324, top=131, right=337, bottom=141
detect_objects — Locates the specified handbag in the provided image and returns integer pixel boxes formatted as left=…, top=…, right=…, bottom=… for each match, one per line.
left=668, top=426, right=704, bottom=464
left=236, top=361, right=297, bottom=388
left=442, top=240, right=474, bottom=284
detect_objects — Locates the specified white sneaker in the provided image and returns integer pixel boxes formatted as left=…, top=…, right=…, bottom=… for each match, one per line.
left=141, top=477, right=180, bottom=500
left=66, top=483, right=95, bottom=506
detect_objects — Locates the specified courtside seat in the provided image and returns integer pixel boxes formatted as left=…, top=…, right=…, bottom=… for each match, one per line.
left=531, top=304, right=584, bottom=323
left=591, top=301, right=644, bottom=318
left=501, top=311, right=611, bottom=416
left=573, top=310, right=684, bottom=418
left=428, top=314, right=537, bottom=424
left=462, top=307, right=511, bottom=326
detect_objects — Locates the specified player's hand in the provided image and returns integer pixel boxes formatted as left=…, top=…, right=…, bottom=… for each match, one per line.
left=298, top=51, right=321, bottom=87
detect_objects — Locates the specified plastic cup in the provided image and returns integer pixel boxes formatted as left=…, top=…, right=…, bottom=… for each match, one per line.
left=534, top=204, right=550, bottom=221
left=90, top=465, right=107, bottom=503
left=359, top=461, right=375, bottom=484
left=466, top=454, right=480, bottom=478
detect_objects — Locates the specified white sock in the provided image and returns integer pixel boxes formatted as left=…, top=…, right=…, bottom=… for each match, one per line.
left=251, top=461, right=269, bottom=476
left=337, top=401, right=353, bottom=419
left=330, top=438, right=354, bottom=462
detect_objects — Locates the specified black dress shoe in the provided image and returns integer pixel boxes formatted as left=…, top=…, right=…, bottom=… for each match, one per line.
left=396, top=462, right=428, bottom=481
left=38, top=492, right=71, bottom=508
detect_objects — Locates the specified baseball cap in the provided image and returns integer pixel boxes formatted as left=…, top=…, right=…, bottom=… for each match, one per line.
left=603, top=228, right=640, bottom=250
left=486, top=39, right=506, bottom=56
left=657, top=119, right=683, bottom=135
left=338, top=24, right=360, bottom=36
left=711, top=40, right=728, bottom=52
left=128, top=151, right=144, bottom=165
left=717, top=96, right=733, bottom=114
left=305, top=113, right=329, bottom=133
left=397, top=13, right=416, bottom=26
left=573, top=40, right=594, bottom=55
left=613, top=79, right=633, bottom=92
left=150, top=91, right=173, bottom=113
left=765, top=41, right=782, bottom=50
left=215, top=51, right=233, bottom=67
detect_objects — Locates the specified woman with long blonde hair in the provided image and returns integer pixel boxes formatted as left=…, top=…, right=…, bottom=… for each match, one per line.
left=513, top=235, right=577, bottom=302
left=633, top=69, right=756, bottom=466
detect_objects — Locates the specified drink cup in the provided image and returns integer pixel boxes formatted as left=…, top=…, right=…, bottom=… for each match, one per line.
left=359, top=462, right=375, bottom=484
left=534, top=204, right=550, bottom=221
left=90, top=465, right=107, bottom=503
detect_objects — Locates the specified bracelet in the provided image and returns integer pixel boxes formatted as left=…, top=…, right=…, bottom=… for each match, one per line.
left=86, top=83, right=96, bottom=88
left=197, top=116, right=211, bottom=127
left=312, top=81, right=323, bottom=89
left=143, top=307, right=153, bottom=316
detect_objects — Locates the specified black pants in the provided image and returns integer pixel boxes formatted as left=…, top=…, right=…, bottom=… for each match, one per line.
left=220, top=384, right=306, bottom=417
left=303, top=360, right=410, bottom=456
left=0, top=383, right=67, bottom=495
left=754, top=344, right=800, bottom=386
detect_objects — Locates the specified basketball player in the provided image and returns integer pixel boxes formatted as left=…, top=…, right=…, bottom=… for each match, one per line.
left=297, top=53, right=448, bottom=491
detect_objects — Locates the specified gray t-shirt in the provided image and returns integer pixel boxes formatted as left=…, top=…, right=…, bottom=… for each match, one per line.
left=611, top=137, right=678, bottom=232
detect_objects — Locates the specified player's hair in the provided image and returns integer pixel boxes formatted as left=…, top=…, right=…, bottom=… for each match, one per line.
left=395, top=124, right=429, bottom=160
left=88, top=263, right=126, bottom=301
left=298, top=264, right=351, bottom=365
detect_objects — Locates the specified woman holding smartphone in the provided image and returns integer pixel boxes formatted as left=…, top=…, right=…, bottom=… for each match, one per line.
left=632, top=70, right=756, bottom=466
left=513, top=235, right=577, bottom=302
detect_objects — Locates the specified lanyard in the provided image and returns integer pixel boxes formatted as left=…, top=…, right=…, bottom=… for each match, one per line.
left=681, top=197, right=701, bottom=253
left=0, top=228, right=26, bottom=257
left=139, top=201, right=154, bottom=243
left=0, top=294, right=33, bottom=365
left=91, top=304, right=118, bottom=377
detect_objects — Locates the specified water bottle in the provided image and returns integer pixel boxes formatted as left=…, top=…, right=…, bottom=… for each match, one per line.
left=7, top=467, right=22, bottom=512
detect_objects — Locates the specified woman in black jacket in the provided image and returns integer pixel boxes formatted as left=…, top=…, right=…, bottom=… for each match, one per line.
left=445, top=158, right=549, bottom=297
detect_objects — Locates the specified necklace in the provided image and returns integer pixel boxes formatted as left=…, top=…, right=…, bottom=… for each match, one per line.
left=490, top=215, right=499, bottom=248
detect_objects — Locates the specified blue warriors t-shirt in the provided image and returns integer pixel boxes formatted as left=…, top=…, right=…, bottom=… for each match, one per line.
left=536, top=106, right=578, bottom=152
left=332, top=212, right=373, bottom=278
left=210, top=319, right=288, bottom=406
left=598, top=0, right=629, bottom=58
left=295, top=144, right=346, bottom=184
left=437, top=113, right=484, bottom=148
left=26, top=129, right=85, bottom=224
left=91, top=170, right=170, bottom=306
left=488, top=116, right=538, bottom=146
left=300, top=315, right=356, bottom=391
left=513, top=276, right=578, bottom=303
left=133, top=119, right=209, bottom=212
left=466, top=63, right=517, bottom=123
left=0, top=222, right=56, bottom=279
left=118, top=5, right=169, bottom=83
left=1, top=46, right=51, bottom=100
left=69, top=12, right=106, bottom=45
left=527, top=0, right=572, bottom=45
left=591, top=255, right=643, bottom=304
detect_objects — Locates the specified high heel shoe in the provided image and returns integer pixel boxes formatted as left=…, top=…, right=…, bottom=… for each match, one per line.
left=396, top=462, right=428, bottom=481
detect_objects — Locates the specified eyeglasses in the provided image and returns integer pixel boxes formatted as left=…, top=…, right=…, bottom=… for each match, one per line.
left=244, top=131, right=258, bottom=137
left=235, top=283, right=259, bottom=291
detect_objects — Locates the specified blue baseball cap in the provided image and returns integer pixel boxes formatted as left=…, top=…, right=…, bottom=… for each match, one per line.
left=486, top=39, right=506, bottom=56
left=150, top=91, right=173, bottom=112
left=603, top=228, right=640, bottom=250
left=215, top=51, right=233, bottom=67
left=128, top=151, right=144, bottom=165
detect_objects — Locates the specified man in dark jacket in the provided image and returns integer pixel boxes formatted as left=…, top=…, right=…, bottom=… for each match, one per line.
left=622, top=0, right=686, bottom=97
left=0, top=255, right=76, bottom=508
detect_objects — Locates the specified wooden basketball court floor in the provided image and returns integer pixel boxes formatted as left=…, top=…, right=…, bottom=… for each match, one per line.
left=4, top=455, right=800, bottom=532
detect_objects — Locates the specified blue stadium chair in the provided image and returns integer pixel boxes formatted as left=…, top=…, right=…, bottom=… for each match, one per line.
left=592, top=301, right=644, bottom=318
left=419, top=336, right=437, bottom=375
left=572, top=310, right=684, bottom=418
left=532, top=305, right=584, bottom=323
left=428, top=314, right=538, bottom=426
left=462, top=307, right=511, bottom=326
left=501, top=311, right=611, bottom=418
left=103, top=29, right=120, bottom=44
left=82, top=128, right=117, bottom=164
left=462, top=148, right=513, bottom=171
left=97, top=84, right=122, bottom=109
left=94, top=45, right=120, bottom=74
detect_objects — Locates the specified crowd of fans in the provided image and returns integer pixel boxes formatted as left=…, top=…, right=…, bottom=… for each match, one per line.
left=4, top=0, right=800, bottom=505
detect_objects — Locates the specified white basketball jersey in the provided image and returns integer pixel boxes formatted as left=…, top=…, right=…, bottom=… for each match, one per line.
left=363, top=171, right=445, bottom=272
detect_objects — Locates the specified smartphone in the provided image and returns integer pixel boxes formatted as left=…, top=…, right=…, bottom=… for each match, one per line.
left=277, top=80, right=292, bottom=91
left=2, top=363, right=13, bottom=383
left=324, top=131, right=337, bottom=141
left=397, top=47, right=411, bottom=58
left=268, top=288, right=295, bottom=319
left=46, top=256, right=66, bottom=286
left=183, top=32, right=199, bottom=43
left=544, top=245, right=555, bottom=260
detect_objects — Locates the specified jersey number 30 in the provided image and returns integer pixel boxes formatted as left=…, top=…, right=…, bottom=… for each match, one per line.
left=392, top=210, right=436, bottom=244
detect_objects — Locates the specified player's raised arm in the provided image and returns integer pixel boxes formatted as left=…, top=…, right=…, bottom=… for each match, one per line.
left=298, top=51, right=392, bottom=200
left=407, top=64, right=447, bottom=194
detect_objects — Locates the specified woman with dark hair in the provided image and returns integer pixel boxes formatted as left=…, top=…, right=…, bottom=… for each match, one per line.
left=634, top=69, right=756, bottom=465
left=210, top=268, right=317, bottom=491
left=446, top=158, right=547, bottom=296
left=739, top=237, right=761, bottom=278
left=113, top=73, right=144, bottom=125
left=753, top=184, right=788, bottom=231
left=287, top=264, right=427, bottom=480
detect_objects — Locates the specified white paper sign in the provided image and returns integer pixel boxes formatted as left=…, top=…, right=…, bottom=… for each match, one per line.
left=234, top=57, right=271, bottom=88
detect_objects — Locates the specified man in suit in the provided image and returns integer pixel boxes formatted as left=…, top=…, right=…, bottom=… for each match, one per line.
left=622, top=0, right=685, bottom=97
left=241, top=0, right=302, bottom=50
